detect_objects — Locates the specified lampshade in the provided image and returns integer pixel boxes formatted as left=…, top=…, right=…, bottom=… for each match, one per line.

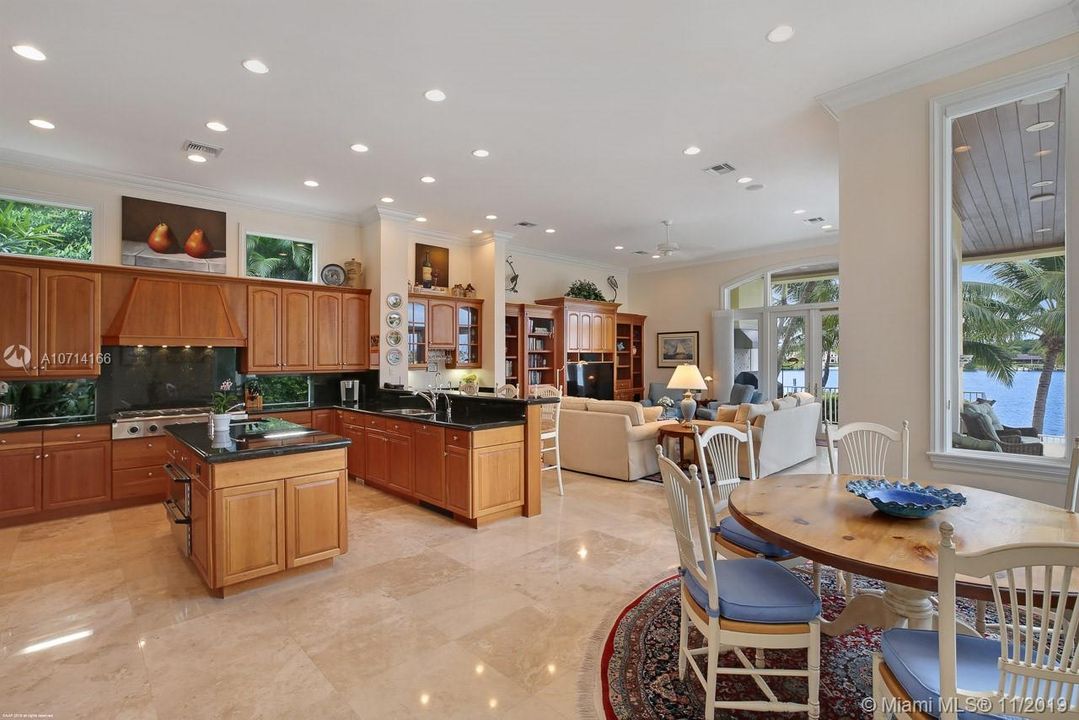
left=666, top=363, right=707, bottom=391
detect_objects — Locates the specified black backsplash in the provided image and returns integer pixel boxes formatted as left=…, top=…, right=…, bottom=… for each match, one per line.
left=97, top=346, right=237, bottom=414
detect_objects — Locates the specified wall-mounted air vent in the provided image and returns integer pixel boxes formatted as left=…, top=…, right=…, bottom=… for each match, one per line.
left=703, top=162, right=736, bottom=176
left=515, top=221, right=537, bottom=228
left=803, top=217, right=826, bottom=224
left=182, top=140, right=224, bottom=158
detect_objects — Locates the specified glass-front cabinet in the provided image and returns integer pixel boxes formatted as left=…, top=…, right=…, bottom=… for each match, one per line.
left=456, top=301, right=482, bottom=368
left=407, top=299, right=427, bottom=367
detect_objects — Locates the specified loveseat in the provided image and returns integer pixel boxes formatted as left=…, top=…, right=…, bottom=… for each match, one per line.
left=710, top=395, right=821, bottom=477
left=558, top=398, right=677, bottom=481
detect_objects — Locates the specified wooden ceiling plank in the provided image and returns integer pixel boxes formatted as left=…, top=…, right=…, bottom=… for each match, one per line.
left=998, top=103, right=1035, bottom=251
left=975, top=108, right=1021, bottom=252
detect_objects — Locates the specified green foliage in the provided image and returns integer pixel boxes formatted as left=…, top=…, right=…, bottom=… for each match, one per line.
left=5, top=380, right=95, bottom=420
left=255, top=375, right=311, bottom=404
left=565, top=279, right=606, bottom=301
left=0, top=199, right=92, bottom=259
left=246, top=234, right=313, bottom=281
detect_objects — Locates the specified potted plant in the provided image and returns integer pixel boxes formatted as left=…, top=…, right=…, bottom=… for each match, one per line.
left=210, top=379, right=243, bottom=433
left=565, top=279, right=607, bottom=301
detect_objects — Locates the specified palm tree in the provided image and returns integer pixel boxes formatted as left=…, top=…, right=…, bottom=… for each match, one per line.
left=962, top=255, right=1065, bottom=433
left=246, top=235, right=313, bottom=281
left=773, top=279, right=840, bottom=388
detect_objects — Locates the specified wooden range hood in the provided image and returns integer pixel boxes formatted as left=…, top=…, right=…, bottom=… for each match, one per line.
left=103, top=276, right=245, bottom=346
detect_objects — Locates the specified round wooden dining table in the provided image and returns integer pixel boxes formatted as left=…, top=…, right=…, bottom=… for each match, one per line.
left=728, top=474, right=1079, bottom=637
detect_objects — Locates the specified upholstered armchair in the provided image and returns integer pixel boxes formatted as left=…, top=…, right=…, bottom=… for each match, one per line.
left=961, top=409, right=1043, bottom=456
left=695, top=383, right=763, bottom=421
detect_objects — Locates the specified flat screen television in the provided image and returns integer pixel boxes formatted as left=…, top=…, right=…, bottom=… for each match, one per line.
left=565, top=362, right=614, bottom=400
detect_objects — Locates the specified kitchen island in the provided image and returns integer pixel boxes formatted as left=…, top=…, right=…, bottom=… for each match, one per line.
left=165, top=418, right=350, bottom=597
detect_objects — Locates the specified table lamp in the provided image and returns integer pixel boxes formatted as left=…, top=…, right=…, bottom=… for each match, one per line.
left=666, top=363, right=707, bottom=425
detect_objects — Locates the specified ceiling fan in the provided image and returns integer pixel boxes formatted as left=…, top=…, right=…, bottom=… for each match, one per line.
left=634, top=220, right=681, bottom=258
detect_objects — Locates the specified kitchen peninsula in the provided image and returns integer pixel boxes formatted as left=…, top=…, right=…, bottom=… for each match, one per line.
left=165, top=418, right=350, bottom=597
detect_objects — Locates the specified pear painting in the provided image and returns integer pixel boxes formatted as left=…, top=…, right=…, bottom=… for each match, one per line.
left=146, top=222, right=177, bottom=253
left=122, top=196, right=227, bottom=274
left=184, top=228, right=213, bottom=258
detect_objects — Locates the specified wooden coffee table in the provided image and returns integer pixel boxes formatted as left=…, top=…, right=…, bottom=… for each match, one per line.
left=657, top=420, right=721, bottom=468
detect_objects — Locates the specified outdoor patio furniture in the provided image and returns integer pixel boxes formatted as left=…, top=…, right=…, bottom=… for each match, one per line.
left=960, top=409, right=1043, bottom=456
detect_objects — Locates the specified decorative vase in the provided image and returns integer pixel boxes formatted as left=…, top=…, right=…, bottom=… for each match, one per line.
left=679, top=394, right=697, bottom=424
left=211, top=413, right=232, bottom=433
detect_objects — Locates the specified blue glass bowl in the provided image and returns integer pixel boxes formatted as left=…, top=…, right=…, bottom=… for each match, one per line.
left=845, top=478, right=967, bottom=519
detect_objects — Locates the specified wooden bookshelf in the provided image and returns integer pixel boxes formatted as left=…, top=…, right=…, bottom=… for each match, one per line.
left=615, top=313, right=646, bottom=401
left=504, top=303, right=522, bottom=387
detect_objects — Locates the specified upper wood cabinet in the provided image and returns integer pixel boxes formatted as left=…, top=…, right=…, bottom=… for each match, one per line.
left=244, top=286, right=369, bottom=374
left=0, top=266, right=101, bottom=379
left=428, top=300, right=457, bottom=349
left=456, top=301, right=482, bottom=368
left=408, top=295, right=483, bottom=368
left=536, top=297, right=621, bottom=358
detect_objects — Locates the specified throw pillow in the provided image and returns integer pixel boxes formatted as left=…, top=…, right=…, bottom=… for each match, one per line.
left=952, top=432, right=1002, bottom=452
left=793, top=391, right=816, bottom=406
left=772, top=396, right=798, bottom=411
left=961, top=410, right=1000, bottom=443
left=642, top=406, right=664, bottom=423
left=715, top=406, right=738, bottom=422
left=974, top=399, right=1005, bottom=430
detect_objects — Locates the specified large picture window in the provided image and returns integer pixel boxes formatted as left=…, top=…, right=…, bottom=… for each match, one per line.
left=245, top=232, right=314, bottom=282
left=931, top=67, right=1074, bottom=477
left=0, top=197, right=92, bottom=260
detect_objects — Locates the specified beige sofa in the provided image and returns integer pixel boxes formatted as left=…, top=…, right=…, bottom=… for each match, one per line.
left=558, top=398, right=677, bottom=481
left=712, top=395, right=821, bottom=477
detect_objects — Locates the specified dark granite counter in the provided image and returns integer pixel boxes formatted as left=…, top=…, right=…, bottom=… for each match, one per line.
left=166, top=418, right=350, bottom=464
left=0, top=418, right=110, bottom=433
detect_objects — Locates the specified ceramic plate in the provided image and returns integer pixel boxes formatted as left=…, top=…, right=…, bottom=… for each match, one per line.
left=385, top=329, right=402, bottom=347
left=386, top=311, right=402, bottom=328
left=320, top=264, right=346, bottom=286
left=386, top=292, right=403, bottom=309
left=386, top=348, right=403, bottom=365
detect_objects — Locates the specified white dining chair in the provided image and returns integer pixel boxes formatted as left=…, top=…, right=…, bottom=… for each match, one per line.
left=530, top=384, right=563, bottom=495
left=656, top=447, right=821, bottom=720
left=873, top=521, right=1079, bottom=720
left=827, top=420, right=910, bottom=600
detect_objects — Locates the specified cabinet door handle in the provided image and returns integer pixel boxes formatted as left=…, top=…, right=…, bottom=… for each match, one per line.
left=43, top=453, right=49, bottom=458
left=34, top=454, right=41, bottom=460
left=1, top=439, right=7, bottom=445
left=147, top=471, right=154, bottom=477
left=147, top=442, right=153, bottom=448
left=75, top=433, right=82, bottom=438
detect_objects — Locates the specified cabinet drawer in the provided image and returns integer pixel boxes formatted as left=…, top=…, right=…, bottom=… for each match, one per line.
left=615, top=379, right=632, bottom=389
left=112, top=437, right=170, bottom=469
left=445, top=429, right=471, bottom=449
left=385, top=419, right=413, bottom=437
left=0, top=430, right=43, bottom=451
left=112, top=465, right=169, bottom=499
left=43, top=424, right=110, bottom=445
left=361, top=415, right=388, bottom=431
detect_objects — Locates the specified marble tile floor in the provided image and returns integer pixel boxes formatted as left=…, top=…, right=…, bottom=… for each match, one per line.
left=0, top=450, right=831, bottom=720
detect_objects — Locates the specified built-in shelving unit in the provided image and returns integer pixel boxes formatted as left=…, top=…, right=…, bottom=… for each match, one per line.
left=615, top=313, right=646, bottom=401
left=505, top=303, right=522, bottom=386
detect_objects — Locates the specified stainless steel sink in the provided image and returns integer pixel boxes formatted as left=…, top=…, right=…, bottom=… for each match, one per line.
left=384, top=408, right=436, bottom=416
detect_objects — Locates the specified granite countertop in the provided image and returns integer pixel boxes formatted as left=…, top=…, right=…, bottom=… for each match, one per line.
left=0, top=418, right=110, bottom=433
left=330, top=403, right=525, bottom=431
left=167, top=418, right=350, bottom=464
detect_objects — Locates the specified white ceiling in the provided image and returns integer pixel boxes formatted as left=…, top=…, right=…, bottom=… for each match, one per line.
left=0, top=0, right=1071, bottom=266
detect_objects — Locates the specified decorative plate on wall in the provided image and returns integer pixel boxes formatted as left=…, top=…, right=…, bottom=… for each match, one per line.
left=385, top=329, right=402, bottom=347
left=386, top=348, right=403, bottom=365
left=386, top=311, right=402, bottom=328
left=386, top=292, right=403, bottom=309
left=320, top=264, right=346, bottom=286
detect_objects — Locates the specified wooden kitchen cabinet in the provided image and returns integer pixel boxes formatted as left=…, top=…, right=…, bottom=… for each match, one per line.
left=285, top=470, right=347, bottom=567
left=0, top=267, right=38, bottom=380
left=42, top=440, right=111, bottom=510
left=340, top=293, right=369, bottom=370
left=455, top=301, right=482, bottom=368
left=408, top=295, right=484, bottom=368
left=245, top=286, right=283, bottom=372
left=190, top=478, right=211, bottom=582
left=364, top=428, right=390, bottom=484
left=444, top=444, right=471, bottom=516
left=473, top=443, right=524, bottom=516
left=212, top=479, right=286, bottom=587
left=0, top=447, right=43, bottom=519
left=313, top=291, right=342, bottom=370
left=385, top=430, right=414, bottom=495
left=281, top=288, right=313, bottom=370
left=428, top=299, right=457, bottom=349
left=311, top=409, right=335, bottom=433
left=338, top=414, right=366, bottom=479
left=112, top=435, right=170, bottom=500
left=412, top=423, right=445, bottom=504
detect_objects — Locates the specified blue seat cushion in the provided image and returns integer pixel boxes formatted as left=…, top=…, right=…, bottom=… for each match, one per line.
left=682, top=557, right=821, bottom=623
left=716, top=516, right=794, bottom=559
left=880, top=629, right=1007, bottom=720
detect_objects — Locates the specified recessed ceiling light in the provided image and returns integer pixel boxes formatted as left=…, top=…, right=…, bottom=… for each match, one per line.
left=651, top=254, right=661, bottom=259
left=471, top=229, right=482, bottom=235
left=471, top=149, right=490, bottom=158
left=1035, top=149, right=1053, bottom=157
left=350, top=143, right=369, bottom=153
left=1035, top=227, right=1052, bottom=233
left=242, top=58, right=269, bottom=74
left=736, top=176, right=753, bottom=184
left=485, top=214, right=497, bottom=220
left=424, top=89, right=446, bottom=102
left=1026, top=121, right=1056, bottom=132
left=415, top=216, right=428, bottom=222
left=682, top=146, right=701, bottom=156
left=304, top=179, right=319, bottom=187
left=793, top=209, right=806, bottom=215
left=12, top=45, right=46, bottom=61
left=545, top=228, right=556, bottom=234
left=420, top=176, right=436, bottom=183
left=380, top=197, right=394, bottom=203
left=1031, top=193, right=1055, bottom=203
left=953, top=145, right=971, bottom=153
left=820, top=224, right=834, bottom=230
left=187, top=153, right=207, bottom=163
left=614, top=245, right=624, bottom=250
left=205, top=121, right=228, bottom=132
left=28, top=118, right=54, bottom=130
left=766, top=25, right=795, bottom=43
left=1031, top=180, right=1055, bottom=188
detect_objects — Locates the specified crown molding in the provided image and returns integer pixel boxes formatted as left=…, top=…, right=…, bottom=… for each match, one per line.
left=0, top=147, right=366, bottom=225
left=628, top=235, right=838, bottom=275
left=815, top=2, right=1079, bottom=119
left=505, top=243, right=627, bottom=273
left=357, top=204, right=418, bottom=226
